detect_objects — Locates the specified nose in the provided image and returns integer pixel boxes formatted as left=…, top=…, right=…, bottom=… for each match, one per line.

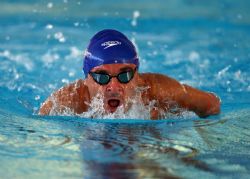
left=105, top=77, right=123, bottom=94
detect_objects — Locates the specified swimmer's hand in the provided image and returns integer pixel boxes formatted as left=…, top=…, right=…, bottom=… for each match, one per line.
left=39, top=80, right=90, bottom=115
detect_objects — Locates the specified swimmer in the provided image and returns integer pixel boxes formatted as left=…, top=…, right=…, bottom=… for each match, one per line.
left=39, top=29, right=220, bottom=119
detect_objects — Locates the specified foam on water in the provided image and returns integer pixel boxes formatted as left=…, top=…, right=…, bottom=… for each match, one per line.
left=46, top=86, right=197, bottom=120
left=79, top=92, right=154, bottom=120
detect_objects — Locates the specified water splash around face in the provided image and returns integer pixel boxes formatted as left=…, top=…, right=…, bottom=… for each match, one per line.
left=46, top=86, right=197, bottom=120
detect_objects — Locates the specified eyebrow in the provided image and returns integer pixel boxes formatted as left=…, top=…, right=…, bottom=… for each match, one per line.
left=119, top=67, right=133, bottom=72
left=93, top=66, right=133, bottom=74
left=92, top=70, right=108, bottom=74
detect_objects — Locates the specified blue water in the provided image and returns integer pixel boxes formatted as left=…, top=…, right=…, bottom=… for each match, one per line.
left=0, top=0, right=250, bottom=178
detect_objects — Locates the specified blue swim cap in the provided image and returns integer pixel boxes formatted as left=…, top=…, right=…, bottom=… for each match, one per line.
left=83, top=29, right=139, bottom=77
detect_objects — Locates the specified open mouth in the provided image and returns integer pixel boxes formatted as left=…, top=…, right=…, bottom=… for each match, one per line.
left=108, top=99, right=120, bottom=108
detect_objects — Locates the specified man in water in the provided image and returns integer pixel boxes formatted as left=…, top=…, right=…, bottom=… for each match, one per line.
left=39, top=29, right=220, bottom=119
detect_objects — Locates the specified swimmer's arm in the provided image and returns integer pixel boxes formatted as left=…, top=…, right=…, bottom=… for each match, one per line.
left=175, top=84, right=221, bottom=118
left=141, top=73, right=220, bottom=118
left=39, top=80, right=90, bottom=115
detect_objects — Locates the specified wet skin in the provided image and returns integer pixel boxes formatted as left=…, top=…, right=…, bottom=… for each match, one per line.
left=39, top=63, right=220, bottom=119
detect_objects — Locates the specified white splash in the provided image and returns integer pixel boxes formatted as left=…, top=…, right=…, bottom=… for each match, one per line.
left=54, top=32, right=66, bottom=43
left=78, top=87, right=154, bottom=119
left=45, top=24, right=53, bottom=29
left=47, top=2, right=53, bottom=9
left=61, top=78, right=69, bottom=84
left=47, top=87, right=153, bottom=119
left=41, top=51, right=60, bottom=67
left=46, top=86, right=196, bottom=120
left=0, top=50, right=34, bottom=71
left=35, top=95, right=40, bottom=100
left=131, top=10, right=140, bottom=27
left=217, top=65, right=231, bottom=79
left=188, top=51, right=200, bottom=62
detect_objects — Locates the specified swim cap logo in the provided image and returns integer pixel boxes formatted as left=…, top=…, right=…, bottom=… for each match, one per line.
left=101, top=41, right=121, bottom=49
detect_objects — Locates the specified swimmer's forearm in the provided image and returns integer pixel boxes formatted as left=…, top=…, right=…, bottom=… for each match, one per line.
left=39, top=100, right=53, bottom=115
left=180, top=84, right=221, bottom=117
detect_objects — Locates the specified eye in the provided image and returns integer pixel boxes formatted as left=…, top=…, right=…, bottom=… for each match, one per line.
left=118, top=70, right=134, bottom=83
left=90, top=72, right=110, bottom=85
left=98, top=74, right=110, bottom=84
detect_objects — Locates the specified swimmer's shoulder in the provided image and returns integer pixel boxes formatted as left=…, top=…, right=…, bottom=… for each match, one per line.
left=39, top=79, right=90, bottom=115
left=139, top=72, right=180, bottom=87
left=64, top=79, right=87, bottom=93
left=138, top=72, right=184, bottom=100
left=57, top=79, right=90, bottom=103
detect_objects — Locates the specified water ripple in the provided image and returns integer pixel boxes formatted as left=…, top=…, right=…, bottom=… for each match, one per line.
left=0, top=113, right=77, bottom=160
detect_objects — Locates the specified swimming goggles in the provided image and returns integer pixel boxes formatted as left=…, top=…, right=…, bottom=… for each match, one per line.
left=89, top=68, right=136, bottom=85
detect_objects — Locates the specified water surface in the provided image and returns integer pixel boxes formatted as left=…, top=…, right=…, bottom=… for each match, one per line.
left=0, top=0, right=250, bottom=178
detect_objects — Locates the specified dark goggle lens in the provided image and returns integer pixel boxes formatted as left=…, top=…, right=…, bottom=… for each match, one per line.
left=90, top=69, right=135, bottom=85
left=91, top=73, right=110, bottom=85
left=117, top=71, right=134, bottom=83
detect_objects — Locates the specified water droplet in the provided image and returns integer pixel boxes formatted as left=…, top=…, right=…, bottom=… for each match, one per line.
left=35, top=95, right=40, bottom=100
left=74, top=22, right=79, bottom=27
left=147, top=41, right=153, bottom=46
left=189, top=51, right=200, bottom=62
left=47, top=2, right=53, bottom=9
left=62, top=78, right=69, bottom=84
left=131, top=10, right=140, bottom=27
left=133, top=10, right=140, bottom=18
left=45, top=24, right=53, bottom=29
left=69, top=71, right=75, bottom=77
left=54, top=32, right=66, bottom=43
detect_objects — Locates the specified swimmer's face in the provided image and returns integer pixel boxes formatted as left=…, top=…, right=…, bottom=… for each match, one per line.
left=85, top=63, right=140, bottom=113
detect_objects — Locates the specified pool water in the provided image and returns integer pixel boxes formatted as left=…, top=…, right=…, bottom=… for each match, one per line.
left=0, top=0, right=250, bottom=178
